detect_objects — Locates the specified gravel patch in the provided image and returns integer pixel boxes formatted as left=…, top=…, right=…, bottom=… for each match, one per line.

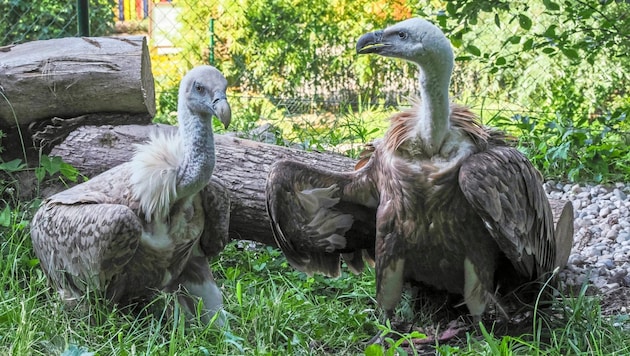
left=548, top=181, right=630, bottom=315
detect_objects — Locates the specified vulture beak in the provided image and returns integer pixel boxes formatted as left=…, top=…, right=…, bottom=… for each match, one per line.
left=356, top=30, right=385, bottom=54
left=212, top=95, right=231, bottom=129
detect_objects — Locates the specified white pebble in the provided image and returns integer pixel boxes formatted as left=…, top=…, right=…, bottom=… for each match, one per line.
left=550, top=181, right=630, bottom=294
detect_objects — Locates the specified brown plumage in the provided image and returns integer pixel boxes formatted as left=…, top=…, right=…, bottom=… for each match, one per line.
left=266, top=18, right=574, bottom=325
left=30, top=65, right=232, bottom=326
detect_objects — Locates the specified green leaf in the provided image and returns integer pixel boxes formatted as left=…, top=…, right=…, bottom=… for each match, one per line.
left=450, top=37, right=463, bottom=48
left=494, top=13, right=501, bottom=28
left=506, top=35, right=521, bottom=44
left=35, top=167, right=46, bottom=182
left=364, top=344, right=384, bottom=356
left=543, top=0, right=560, bottom=11
left=466, top=45, right=481, bottom=56
left=446, top=1, right=456, bottom=16
left=43, top=155, right=63, bottom=175
left=408, top=331, right=428, bottom=339
left=523, top=38, right=534, bottom=51
left=27, top=258, right=40, bottom=267
left=518, top=14, right=532, bottom=30
left=495, top=56, right=507, bottom=65
left=59, top=162, right=79, bottom=182
left=543, top=25, right=557, bottom=38
left=0, top=205, right=11, bottom=227
left=542, top=47, right=557, bottom=54
left=236, top=280, right=242, bottom=306
left=561, top=48, right=579, bottom=60
left=0, top=159, right=26, bottom=172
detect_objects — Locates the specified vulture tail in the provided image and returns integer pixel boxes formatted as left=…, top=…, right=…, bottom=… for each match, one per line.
left=553, top=201, right=575, bottom=269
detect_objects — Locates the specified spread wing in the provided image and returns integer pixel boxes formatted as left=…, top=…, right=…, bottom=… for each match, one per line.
left=30, top=164, right=142, bottom=301
left=266, top=159, right=378, bottom=277
left=458, top=146, right=572, bottom=279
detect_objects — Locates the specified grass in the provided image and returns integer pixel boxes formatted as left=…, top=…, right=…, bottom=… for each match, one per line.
left=1, top=206, right=630, bottom=355
left=1, top=88, right=629, bottom=355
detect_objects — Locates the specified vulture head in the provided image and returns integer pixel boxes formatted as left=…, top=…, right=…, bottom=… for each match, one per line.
left=180, top=65, right=232, bottom=130
left=356, top=18, right=454, bottom=75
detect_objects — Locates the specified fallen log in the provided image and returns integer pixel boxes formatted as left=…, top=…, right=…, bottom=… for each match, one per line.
left=45, top=124, right=358, bottom=246
left=0, top=36, right=155, bottom=127
left=32, top=123, right=569, bottom=248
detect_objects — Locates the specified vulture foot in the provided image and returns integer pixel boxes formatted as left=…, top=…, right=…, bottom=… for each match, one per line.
left=167, top=254, right=226, bottom=327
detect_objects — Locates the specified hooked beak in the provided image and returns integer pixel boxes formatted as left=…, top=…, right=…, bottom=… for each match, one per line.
left=356, top=30, right=385, bottom=55
left=212, top=96, right=231, bottom=129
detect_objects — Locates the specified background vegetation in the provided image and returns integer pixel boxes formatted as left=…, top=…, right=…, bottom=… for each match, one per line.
left=156, top=0, right=629, bottom=183
left=0, top=0, right=115, bottom=45
left=0, top=0, right=629, bottom=354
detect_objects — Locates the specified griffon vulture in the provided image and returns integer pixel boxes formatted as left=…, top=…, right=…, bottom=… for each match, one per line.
left=31, top=65, right=232, bottom=326
left=266, top=18, right=574, bottom=331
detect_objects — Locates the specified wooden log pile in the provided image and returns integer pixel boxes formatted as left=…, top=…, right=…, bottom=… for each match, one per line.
left=0, top=36, right=155, bottom=161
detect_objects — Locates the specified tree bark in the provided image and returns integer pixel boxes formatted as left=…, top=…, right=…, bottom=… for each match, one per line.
left=34, top=123, right=569, bottom=247
left=46, top=124, right=358, bottom=246
left=0, top=36, right=155, bottom=127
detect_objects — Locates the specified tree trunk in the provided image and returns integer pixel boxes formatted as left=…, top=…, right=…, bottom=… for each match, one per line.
left=0, top=36, right=155, bottom=127
left=45, top=124, right=358, bottom=246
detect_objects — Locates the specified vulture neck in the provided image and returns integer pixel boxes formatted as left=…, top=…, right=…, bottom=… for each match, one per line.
left=415, top=62, right=452, bottom=156
left=176, top=103, right=216, bottom=199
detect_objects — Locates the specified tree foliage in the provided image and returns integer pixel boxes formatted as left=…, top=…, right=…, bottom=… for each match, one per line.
left=429, top=0, right=630, bottom=182
left=0, top=0, right=116, bottom=45
left=1, top=0, right=628, bottom=182
left=177, top=0, right=418, bottom=105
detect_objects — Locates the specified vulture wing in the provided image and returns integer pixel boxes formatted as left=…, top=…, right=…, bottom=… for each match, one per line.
left=266, top=159, right=378, bottom=277
left=458, top=146, right=557, bottom=279
left=198, top=176, right=232, bottom=258
left=30, top=164, right=142, bottom=301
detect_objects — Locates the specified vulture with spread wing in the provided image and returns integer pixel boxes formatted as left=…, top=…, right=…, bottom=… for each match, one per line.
left=266, top=18, right=574, bottom=326
left=31, top=65, right=231, bottom=326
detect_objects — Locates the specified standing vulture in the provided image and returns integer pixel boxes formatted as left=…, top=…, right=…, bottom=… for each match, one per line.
left=266, top=18, right=574, bottom=329
left=30, top=65, right=231, bottom=327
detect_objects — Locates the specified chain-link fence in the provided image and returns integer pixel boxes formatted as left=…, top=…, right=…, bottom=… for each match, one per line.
left=2, top=1, right=628, bottom=146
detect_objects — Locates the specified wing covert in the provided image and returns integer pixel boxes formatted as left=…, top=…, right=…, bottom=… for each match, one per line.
left=31, top=202, right=142, bottom=300
left=458, top=146, right=556, bottom=279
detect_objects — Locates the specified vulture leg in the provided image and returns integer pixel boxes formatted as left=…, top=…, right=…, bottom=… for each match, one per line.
left=168, top=251, right=226, bottom=327
left=30, top=203, right=142, bottom=304
left=463, top=257, right=487, bottom=322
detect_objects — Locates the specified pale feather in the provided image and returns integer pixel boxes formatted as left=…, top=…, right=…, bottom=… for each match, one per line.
left=129, top=131, right=183, bottom=222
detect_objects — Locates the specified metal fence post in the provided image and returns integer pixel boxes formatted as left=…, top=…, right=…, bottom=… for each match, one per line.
left=209, top=18, right=215, bottom=65
left=77, top=0, right=90, bottom=36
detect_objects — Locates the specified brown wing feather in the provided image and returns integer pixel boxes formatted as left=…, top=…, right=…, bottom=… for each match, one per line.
left=458, top=146, right=557, bottom=279
left=266, top=159, right=377, bottom=277
left=198, top=176, right=231, bottom=258
left=31, top=202, right=142, bottom=301
left=30, top=164, right=143, bottom=300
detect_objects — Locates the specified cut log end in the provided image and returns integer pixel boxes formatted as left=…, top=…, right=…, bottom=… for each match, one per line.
left=0, top=36, right=156, bottom=126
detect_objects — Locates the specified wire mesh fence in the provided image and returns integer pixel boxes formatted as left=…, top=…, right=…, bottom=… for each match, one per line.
left=0, top=0, right=115, bottom=45
left=1, top=1, right=627, bottom=138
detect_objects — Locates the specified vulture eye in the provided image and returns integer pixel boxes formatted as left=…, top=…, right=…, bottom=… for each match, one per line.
left=398, top=31, right=408, bottom=39
left=194, top=83, right=205, bottom=94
